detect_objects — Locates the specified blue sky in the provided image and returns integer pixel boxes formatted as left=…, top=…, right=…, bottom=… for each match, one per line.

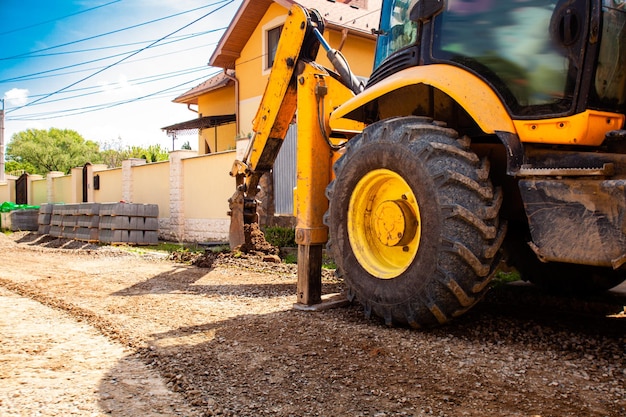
left=0, top=0, right=242, bottom=151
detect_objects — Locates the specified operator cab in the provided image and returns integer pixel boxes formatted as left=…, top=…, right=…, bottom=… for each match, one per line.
left=370, top=0, right=626, bottom=119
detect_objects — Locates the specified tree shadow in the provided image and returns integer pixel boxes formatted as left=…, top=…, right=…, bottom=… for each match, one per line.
left=111, top=263, right=343, bottom=299
left=95, top=262, right=626, bottom=416
left=15, top=232, right=100, bottom=250
left=98, top=286, right=626, bottom=417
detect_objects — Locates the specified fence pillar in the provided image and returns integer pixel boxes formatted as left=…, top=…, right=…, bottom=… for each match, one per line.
left=121, top=158, right=146, bottom=203
left=70, top=167, right=82, bottom=203
left=46, top=171, right=64, bottom=203
left=168, top=150, right=194, bottom=241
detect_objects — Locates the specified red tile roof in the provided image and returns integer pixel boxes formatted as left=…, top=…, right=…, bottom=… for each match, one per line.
left=173, top=70, right=235, bottom=104
left=210, top=0, right=381, bottom=69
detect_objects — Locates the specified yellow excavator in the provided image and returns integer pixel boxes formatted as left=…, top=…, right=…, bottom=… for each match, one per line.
left=229, top=0, right=626, bottom=327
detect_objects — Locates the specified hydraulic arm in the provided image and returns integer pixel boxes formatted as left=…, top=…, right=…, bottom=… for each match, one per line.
left=228, top=4, right=362, bottom=305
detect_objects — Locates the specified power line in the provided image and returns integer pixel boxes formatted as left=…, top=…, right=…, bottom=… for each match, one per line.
left=23, top=67, right=215, bottom=106
left=1, top=42, right=219, bottom=84
left=6, top=29, right=225, bottom=59
left=6, top=1, right=234, bottom=114
left=7, top=72, right=217, bottom=121
left=0, top=32, right=223, bottom=84
left=0, top=0, right=231, bottom=60
left=0, top=0, right=122, bottom=36
left=26, top=66, right=210, bottom=98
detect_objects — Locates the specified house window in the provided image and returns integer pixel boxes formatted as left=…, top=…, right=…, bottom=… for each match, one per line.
left=266, top=25, right=283, bottom=69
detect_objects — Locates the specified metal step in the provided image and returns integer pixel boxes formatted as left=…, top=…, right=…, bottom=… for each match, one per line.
left=517, top=163, right=614, bottom=177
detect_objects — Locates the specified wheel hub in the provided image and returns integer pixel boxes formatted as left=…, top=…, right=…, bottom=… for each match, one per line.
left=373, top=200, right=418, bottom=247
left=348, top=169, right=421, bottom=279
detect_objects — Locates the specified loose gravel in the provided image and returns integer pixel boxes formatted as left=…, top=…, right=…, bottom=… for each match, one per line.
left=0, top=232, right=624, bottom=417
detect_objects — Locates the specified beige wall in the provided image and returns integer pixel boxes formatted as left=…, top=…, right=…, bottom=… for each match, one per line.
left=31, top=179, right=47, bottom=205
left=0, top=180, right=14, bottom=203
left=53, top=175, right=73, bottom=204
left=3, top=152, right=237, bottom=242
left=198, top=84, right=236, bottom=115
left=93, top=168, right=123, bottom=203
left=326, top=31, right=376, bottom=76
left=196, top=84, right=237, bottom=153
left=183, top=151, right=234, bottom=219
left=131, top=161, right=170, bottom=218
left=200, top=122, right=237, bottom=154
left=237, top=3, right=287, bottom=101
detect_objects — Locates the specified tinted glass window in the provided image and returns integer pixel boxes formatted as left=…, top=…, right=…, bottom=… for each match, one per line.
left=592, top=2, right=626, bottom=113
left=374, top=0, right=418, bottom=68
left=433, top=1, right=576, bottom=115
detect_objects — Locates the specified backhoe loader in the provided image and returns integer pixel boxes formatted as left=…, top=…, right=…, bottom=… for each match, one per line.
left=229, top=0, right=626, bottom=327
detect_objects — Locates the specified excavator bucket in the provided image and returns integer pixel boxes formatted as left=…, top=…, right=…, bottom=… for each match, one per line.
left=228, top=188, right=246, bottom=250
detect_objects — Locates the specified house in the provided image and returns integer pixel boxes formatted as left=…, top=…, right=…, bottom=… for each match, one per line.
left=163, top=0, right=381, bottom=225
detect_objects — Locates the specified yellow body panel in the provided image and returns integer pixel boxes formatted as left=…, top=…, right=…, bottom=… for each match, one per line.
left=330, top=64, right=516, bottom=134
left=294, top=64, right=356, bottom=245
left=331, top=64, right=625, bottom=147
left=513, top=110, right=625, bottom=146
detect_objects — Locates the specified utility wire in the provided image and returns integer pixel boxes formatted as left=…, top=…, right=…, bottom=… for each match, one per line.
left=0, top=31, right=223, bottom=83
left=1, top=0, right=231, bottom=60
left=7, top=0, right=234, bottom=114
left=7, top=72, right=215, bottom=121
left=2, top=42, right=219, bottom=83
left=6, top=28, right=226, bottom=59
left=24, top=67, right=215, bottom=106
left=0, top=0, right=121, bottom=36
left=25, top=66, right=210, bottom=98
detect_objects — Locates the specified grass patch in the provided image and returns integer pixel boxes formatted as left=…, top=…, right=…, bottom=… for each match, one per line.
left=282, top=250, right=337, bottom=269
left=492, top=268, right=521, bottom=287
left=208, top=244, right=230, bottom=254
left=322, top=253, right=336, bottom=269
left=120, top=241, right=204, bottom=255
left=263, top=226, right=296, bottom=248
left=283, top=252, right=298, bottom=264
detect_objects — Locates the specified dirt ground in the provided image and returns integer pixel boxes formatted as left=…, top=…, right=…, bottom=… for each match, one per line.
left=0, top=231, right=625, bottom=417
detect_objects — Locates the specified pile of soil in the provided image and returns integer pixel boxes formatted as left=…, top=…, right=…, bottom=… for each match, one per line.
left=237, top=223, right=279, bottom=255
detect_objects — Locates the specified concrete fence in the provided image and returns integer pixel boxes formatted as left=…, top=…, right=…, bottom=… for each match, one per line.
left=0, top=150, right=236, bottom=242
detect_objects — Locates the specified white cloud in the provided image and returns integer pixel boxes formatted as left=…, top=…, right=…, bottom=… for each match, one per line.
left=3, top=88, right=29, bottom=106
left=99, top=75, right=141, bottom=98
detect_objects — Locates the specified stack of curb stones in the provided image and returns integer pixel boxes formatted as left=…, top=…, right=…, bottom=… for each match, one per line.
left=38, top=202, right=159, bottom=245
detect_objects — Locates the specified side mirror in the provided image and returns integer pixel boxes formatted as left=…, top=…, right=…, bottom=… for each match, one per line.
left=409, top=0, right=445, bottom=22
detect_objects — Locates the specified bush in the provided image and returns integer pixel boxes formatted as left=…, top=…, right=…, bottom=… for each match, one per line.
left=263, top=226, right=296, bottom=248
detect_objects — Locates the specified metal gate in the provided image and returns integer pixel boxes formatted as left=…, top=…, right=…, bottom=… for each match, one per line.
left=82, top=163, right=91, bottom=202
left=273, top=124, right=297, bottom=215
left=15, top=173, right=28, bottom=205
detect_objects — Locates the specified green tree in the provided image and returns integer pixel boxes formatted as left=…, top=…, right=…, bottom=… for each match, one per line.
left=127, top=144, right=169, bottom=163
left=99, top=136, right=127, bottom=168
left=181, top=141, right=192, bottom=150
left=98, top=138, right=170, bottom=167
left=6, top=128, right=102, bottom=175
left=4, top=160, right=37, bottom=175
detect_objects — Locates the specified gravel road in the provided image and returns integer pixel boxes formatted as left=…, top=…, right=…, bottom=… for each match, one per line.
left=0, top=231, right=624, bottom=417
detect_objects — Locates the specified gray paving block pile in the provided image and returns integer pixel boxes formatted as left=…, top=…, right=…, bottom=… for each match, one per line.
left=38, top=203, right=159, bottom=245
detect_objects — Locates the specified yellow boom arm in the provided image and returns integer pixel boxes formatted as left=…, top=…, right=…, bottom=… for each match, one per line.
left=228, top=4, right=362, bottom=305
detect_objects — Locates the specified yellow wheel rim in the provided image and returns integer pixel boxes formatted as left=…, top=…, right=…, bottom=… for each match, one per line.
left=348, top=169, right=421, bottom=279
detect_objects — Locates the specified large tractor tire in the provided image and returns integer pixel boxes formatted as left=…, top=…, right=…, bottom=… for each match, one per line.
left=326, top=117, right=505, bottom=328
